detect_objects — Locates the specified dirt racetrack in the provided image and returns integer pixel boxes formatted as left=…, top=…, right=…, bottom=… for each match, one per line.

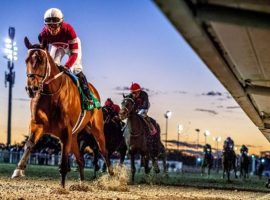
left=0, top=177, right=269, bottom=200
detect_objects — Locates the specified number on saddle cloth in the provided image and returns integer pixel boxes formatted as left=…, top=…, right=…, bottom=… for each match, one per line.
left=64, top=71, right=101, bottom=110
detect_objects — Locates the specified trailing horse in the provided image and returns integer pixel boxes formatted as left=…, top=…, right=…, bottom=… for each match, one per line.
left=78, top=105, right=127, bottom=178
left=11, top=38, right=113, bottom=187
left=201, top=144, right=213, bottom=176
left=119, top=96, right=151, bottom=182
left=222, top=147, right=237, bottom=182
left=239, top=151, right=249, bottom=179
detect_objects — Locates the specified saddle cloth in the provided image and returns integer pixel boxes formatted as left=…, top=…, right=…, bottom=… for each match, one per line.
left=66, top=71, right=101, bottom=110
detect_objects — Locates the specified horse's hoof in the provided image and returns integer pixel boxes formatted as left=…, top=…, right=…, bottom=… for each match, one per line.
left=108, top=166, right=114, bottom=176
left=154, top=167, right=160, bottom=174
left=164, top=173, right=169, bottom=178
left=11, top=169, right=25, bottom=178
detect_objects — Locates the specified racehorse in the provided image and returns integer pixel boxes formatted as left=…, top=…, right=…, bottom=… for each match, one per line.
left=78, top=105, right=127, bottom=178
left=239, top=150, right=249, bottom=179
left=119, top=95, right=151, bottom=182
left=12, top=37, right=113, bottom=187
left=222, top=147, right=237, bottom=182
left=201, top=145, right=213, bottom=176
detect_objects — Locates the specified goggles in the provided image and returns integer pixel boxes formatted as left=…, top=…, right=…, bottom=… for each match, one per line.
left=45, top=17, right=62, bottom=24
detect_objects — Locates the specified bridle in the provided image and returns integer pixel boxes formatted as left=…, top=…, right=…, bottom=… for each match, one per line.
left=26, top=48, right=64, bottom=97
left=120, top=97, right=135, bottom=119
left=103, top=106, right=112, bottom=124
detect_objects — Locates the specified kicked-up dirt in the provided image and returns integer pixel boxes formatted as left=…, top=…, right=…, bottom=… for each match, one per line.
left=0, top=166, right=269, bottom=200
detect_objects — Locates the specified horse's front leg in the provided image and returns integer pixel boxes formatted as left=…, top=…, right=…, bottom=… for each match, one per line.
left=130, top=153, right=136, bottom=183
left=119, top=141, right=127, bottom=166
left=208, top=165, right=211, bottom=176
left=227, top=167, right=231, bottom=182
left=222, top=165, right=225, bottom=179
left=12, top=124, right=44, bottom=178
left=59, top=128, right=72, bottom=188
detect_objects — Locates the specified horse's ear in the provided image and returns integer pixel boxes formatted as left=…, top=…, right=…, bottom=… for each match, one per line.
left=24, top=37, right=32, bottom=49
left=41, top=39, right=48, bottom=50
left=122, top=93, right=126, bottom=98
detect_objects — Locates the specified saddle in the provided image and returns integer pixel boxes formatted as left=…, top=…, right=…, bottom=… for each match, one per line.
left=138, top=115, right=158, bottom=136
left=65, top=71, right=101, bottom=110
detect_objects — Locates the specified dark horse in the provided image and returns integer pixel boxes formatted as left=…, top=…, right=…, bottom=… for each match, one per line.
left=78, top=105, right=127, bottom=178
left=201, top=144, right=213, bottom=176
left=222, top=147, right=237, bottom=182
left=119, top=96, right=151, bottom=182
left=239, top=150, right=249, bottom=179
left=12, top=38, right=113, bottom=187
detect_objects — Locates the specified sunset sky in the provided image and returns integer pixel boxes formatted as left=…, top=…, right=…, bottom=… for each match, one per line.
left=0, top=0, right=269, bottom=154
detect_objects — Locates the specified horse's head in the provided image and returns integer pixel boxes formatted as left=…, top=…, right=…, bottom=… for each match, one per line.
left=119, top=94, right=135, bottom=120
left=24, top=37, right=49, bottom=98
left=102, top=106, right=114, bottom=123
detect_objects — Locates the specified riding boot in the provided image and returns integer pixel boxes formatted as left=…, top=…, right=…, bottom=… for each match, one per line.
left=76, top=72, right=93, bottom=105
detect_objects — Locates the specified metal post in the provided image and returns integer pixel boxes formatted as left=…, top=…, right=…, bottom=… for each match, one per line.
left=4, top=27, right=16, bottom=146
left=165, top=117, right=168, bottom=149
left=195, top=129, right=200, bottom=150
left=177, top=131, right=179, bottom=151
left=216, top=141, right=219, bottom=173
left=7, top=61, right=14, bottom=145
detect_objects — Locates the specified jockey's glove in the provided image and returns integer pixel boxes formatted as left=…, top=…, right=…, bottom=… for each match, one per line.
left=58, top=65, right=70, bottom=72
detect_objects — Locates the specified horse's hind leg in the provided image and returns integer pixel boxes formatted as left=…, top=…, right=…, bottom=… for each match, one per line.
left=92, top=146, right=100, bottom=178
left=12, top=124, right=44, bottom=178
left=160, top=151, right=168, bottom=174
left=143, top=153, right=150, bottom=174
left=72, top=134, right=85, bottom=182
left=86, top=122, right=113, bottom=175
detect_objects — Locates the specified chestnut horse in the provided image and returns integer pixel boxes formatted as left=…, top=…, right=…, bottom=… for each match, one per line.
left=11, top=37, right=113, bottom=187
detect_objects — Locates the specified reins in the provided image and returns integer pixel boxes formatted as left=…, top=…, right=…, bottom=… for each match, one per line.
left=27, top=48, right=87, bottom=135
left=27, top=48, right=64, bottom=96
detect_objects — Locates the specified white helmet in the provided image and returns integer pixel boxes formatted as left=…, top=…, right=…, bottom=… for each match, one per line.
left=44, top=8, right=64, bottom=24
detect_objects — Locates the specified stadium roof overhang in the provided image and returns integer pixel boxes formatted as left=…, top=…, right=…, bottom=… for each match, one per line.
left=154, top=0, right=270, bottom=142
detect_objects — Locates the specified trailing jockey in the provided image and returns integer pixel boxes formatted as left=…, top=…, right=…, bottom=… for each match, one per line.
left=223, top=137, right=235, bottom=151
left=203, top=144, right=212, bottom=154
left=38, top=8, right=94, bottom=105
left=104, top=98, right=122, bottom=125
left=240, top=144, right=248, bottom=154
left=128, top=82, right=157, bottom=135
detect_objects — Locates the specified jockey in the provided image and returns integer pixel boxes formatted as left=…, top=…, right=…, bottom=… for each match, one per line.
left=203, top=144, right=212, bottom=154
left=240, top=145, right=248, bottom=154
left=38, top=8, right=93, bottom=104
left=104, top=98, right=121, bottom=124
left=104, top=98, right=120, bottom=115
left=129, top=82, right=156, bottom=134
left=223, top=137, right=234, bottom=151
left=129, top=82, right=150, bottom=116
